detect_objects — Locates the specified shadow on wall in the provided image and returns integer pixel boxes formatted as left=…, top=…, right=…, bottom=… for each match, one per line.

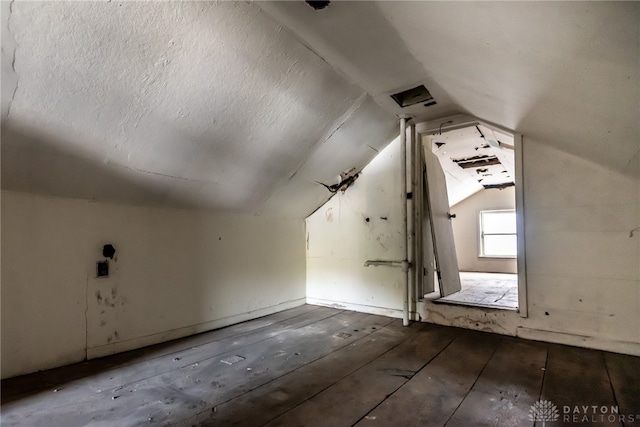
left=2, top=0, right=382, bottom=215
left=2, top=121, right=221, bottom=210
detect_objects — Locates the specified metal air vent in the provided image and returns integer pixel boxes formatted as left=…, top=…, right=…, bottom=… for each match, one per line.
left=391, top=85, right=434, bottom=108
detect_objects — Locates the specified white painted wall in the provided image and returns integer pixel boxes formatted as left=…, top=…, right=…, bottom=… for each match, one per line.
left=1, top=191, right=305, bottom=379
left=1, top=193, right=88, bottom=378
left=451, top=187, right=517, bottom=274
left=423, top=141, right=640, bottom=355
left=307, top=137, right=640, bottom=355
left=514, top=141, right=639, bottom=351
left=306, top=137, right=405, bottom=318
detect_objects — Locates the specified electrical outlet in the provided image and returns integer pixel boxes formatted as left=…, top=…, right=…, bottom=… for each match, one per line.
left=97, top=261, right=109, bottom=278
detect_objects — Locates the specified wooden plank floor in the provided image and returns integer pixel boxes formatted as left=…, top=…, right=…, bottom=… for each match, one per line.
left=2, top=305, right=639, bottom=427
left=436, top=272, right=518, bottom=310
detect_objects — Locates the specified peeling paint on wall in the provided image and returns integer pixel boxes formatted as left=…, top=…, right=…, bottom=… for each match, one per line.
left=453, top=154, right=501, bottom=169
left=315, top=168, right=359, bottom=194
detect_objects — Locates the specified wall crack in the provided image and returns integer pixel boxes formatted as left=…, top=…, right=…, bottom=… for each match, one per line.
left=117, top=163, right=220, bottom=184
left=5, top=0, right=20, bottom=117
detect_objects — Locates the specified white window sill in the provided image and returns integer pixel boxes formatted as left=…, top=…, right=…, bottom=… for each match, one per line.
left=479, top=255, right=517, bottom=259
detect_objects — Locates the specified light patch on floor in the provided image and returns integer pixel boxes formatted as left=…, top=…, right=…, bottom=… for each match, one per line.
left=435, top=272, right=518, bottom=310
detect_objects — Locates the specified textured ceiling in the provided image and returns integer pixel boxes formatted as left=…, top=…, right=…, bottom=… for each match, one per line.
left=2, top=1, right=638, bottom=218
left=378, top=1, right=639, bottom=176
left=262, top=1, right=639, bottom=177
left=0, top=1, right=397, bottom=216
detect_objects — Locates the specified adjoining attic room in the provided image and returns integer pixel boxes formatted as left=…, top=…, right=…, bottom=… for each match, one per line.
left=425, top=121, right=521, bottom=311
left=2, top=1, right=639, bottom=426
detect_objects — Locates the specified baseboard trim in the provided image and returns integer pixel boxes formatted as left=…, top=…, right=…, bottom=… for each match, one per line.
left=87, top=298, right=306, bottom=359
left=306, top=297, right=404, bottom=319
left=516, top=327, right=640, bottom=356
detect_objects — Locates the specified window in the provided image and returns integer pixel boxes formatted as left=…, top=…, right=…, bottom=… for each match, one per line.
left=479, top=210, right=517, bottom=258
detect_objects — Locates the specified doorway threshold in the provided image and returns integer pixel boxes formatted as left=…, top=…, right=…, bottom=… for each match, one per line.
left=425, top=272, right=519, bottom=311
left=431, top=298, right=518, bottom=311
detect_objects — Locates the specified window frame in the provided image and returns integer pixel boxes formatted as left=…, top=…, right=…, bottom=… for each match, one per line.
left=478, top=209, right=517, bottom=259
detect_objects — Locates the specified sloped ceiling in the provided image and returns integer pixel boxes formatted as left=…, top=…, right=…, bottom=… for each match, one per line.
left=428, top=125, right=515, bottom=207
left=0, top=1, right=398, bottom=217
left=261, top=1, right=639, bottom=177
left=2, top=2, right=638, bottom=218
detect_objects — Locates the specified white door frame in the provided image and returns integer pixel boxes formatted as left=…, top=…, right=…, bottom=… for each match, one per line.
left=416, top=114, right=528, bottom=317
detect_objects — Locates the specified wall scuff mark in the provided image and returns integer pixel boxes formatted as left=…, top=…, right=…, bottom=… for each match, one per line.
left=325, top=207, right=334, bottom=223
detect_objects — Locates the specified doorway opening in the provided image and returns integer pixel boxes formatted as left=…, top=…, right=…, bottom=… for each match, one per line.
left=417, top=117, right=526, bottom=314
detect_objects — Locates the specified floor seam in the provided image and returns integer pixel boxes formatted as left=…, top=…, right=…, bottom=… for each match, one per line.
left=602, top=352, right=625, bottom=427
left=532, top=343, right=551, bottom=427
left=257, top=322, right=420, bottom=426
left=349, top=329, right=460, bottom=427
left=183, top=314, right=397, bottom=424
left=442, top=337, right=501, bottom=426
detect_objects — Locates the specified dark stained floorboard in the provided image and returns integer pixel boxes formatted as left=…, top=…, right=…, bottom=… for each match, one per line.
left=539, top=345, right=622, bottom=427
left=444, top=338, right=548, bottom=427
left=2, top=310, right=389, bottom=426
left=263, top=323, right=459, bottom=427
left=0, top=305, right=341, bottom=416
left=354, top=331, right=502, bottom=427
left=604, top=352, right=640, bottom=424
left=1, top=305, right=639, bottom=427
left=1, top=304, right=328, bottom=403
left=189, top=320, right=423, bottom=427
